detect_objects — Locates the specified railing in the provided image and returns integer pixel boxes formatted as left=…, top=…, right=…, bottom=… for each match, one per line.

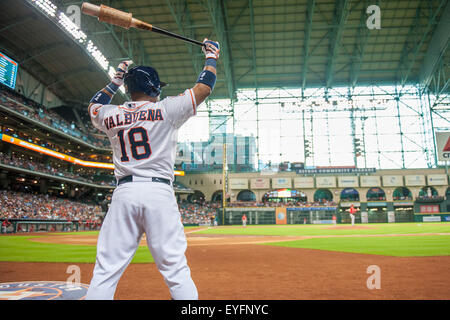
left=0, top=218, right=102, bottom=234
left=0, top=163, right=115, bottom=189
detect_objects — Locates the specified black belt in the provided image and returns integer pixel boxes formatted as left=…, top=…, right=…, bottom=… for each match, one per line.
left=117, top=175, right=172, bottom=186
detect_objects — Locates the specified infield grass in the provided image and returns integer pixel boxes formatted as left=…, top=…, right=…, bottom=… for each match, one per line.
left=0, top=233, right=153, bottom=264
left=265, top=235, right=450, bottom=257
left=0, top=227, right=203, bottom=263
left=197, top=222, right=450, bottom=236
left=198, top=222, right=450, bottom=257
left=1, top=223, right=449, bottom=262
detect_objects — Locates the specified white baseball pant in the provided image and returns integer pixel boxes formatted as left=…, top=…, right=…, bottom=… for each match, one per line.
left=85, top=180, right=198, bottom=300
left=350, top=214, right=355, bottom=226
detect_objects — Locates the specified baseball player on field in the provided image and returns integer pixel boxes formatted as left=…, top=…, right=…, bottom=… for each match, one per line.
left=85, top=38, right=220, bottom=300
left=242, top=214, right=247, bottom=227
left=349, top=204, right=357, bottom=226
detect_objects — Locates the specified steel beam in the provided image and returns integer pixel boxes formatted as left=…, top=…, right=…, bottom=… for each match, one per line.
left=419, top=0, right=450, bottom=87
left=397, top=0, right=447, bottom=89
left=0, top=15, right=34, bottom=33
left=165, top=0, right=203, bottom=74
left=349, top=0, right=373, bottom=88
left=301, top=0, right=315, bottom=96
left=21, top=42, right=66, bottom=64
left=325, top=0, right=350, bottom=89
left=47, top=68, right=91, bottom=87
left=206, top=0, right=237, bottom=101
left=249, top=0, right=257, bottom=89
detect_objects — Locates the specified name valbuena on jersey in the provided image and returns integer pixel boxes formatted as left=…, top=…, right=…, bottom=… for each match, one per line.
left=89, top=89, right=197, bottom=182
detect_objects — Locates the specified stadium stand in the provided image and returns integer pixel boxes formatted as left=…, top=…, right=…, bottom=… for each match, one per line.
left=0, top=86, right=109, bottom=148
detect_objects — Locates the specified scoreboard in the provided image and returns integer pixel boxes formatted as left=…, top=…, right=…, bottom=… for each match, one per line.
left=0, top=51, right=18, bottom=90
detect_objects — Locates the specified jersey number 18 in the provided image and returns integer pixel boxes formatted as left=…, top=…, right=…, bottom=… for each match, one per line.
left=117, top=127, right=151, bottom=161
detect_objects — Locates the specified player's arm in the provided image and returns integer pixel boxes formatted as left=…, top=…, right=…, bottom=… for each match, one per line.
left=88, top=61, right=133, bottom=124
left=191, top=39, right=220, bottom=105
left=163, top=39, right=219, bottom=128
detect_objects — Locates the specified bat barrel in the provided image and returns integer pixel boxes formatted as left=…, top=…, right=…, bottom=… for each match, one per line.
left=81, top=3, right=203, bottom=46
left=81, top=3, right=100, bottom=17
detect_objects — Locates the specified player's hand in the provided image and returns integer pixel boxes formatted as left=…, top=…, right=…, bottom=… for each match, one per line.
left=111, top=60, right=133, bottom=86
left=202, top=38, right=220, bottom=60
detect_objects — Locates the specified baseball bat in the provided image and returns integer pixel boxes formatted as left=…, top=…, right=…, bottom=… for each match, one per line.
left=81, top=3, right=204, bottom=47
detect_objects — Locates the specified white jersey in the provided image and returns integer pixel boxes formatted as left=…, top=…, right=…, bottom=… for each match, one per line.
left=89, top=89, right=197, bottom=182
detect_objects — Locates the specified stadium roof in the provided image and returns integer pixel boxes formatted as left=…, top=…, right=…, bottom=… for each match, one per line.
left=1, top=0, right=449, bottom=105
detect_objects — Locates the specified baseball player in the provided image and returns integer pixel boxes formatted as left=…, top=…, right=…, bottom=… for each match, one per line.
left=242, top=214, right=247, bottom=227
left=349, top=204, right=357, bottom=226
left=85, top=38, right=220, bottom=300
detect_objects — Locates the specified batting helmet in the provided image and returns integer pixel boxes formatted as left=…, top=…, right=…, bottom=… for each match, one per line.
left=124, top=66, right=167, bottom=97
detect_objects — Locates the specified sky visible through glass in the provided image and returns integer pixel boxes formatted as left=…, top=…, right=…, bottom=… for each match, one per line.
left=177, top=85, right=448, bottom=170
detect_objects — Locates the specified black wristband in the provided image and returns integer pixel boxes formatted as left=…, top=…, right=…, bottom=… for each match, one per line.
left=196, top=70, right=216, bottom=90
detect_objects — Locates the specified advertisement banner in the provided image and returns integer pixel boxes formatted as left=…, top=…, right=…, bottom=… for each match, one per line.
left=405, top=175, right=426, bottom=186
left=316, top=176, right=336, bottom=188
left=250, top=178, right=270, bottom=189
left=435, top=131, right=450, bottom=161
left=296, top=168, right=376, bottom=174
left=275, top=207, right=287, bottom=225
left=382, top=175, right=403, bottom=187
left=361, top=211, right=368, bottom=224
left=367, top=202, right=387, bottom=207
left=272, top=178, right=292, bottom=189
left=393, top=201, right=414, bottom=206
left=293, top=177, right=314, bottom=188
left=360, top=176, right=381, bottom=187
left=387, top=211, right=395, bottom=223
left=340, top=202, right=360, bottom=207
left=423, top=216, right=442, bottom=222
left=338, top=176, right=359, bottom=188
left=419, top=205, right=440, bottom=214
left=229, top=178, right=248, bottom=190
left=427, top=174, right=448, bottom=186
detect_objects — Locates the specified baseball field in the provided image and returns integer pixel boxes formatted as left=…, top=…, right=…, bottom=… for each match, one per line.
left=1, top=222, right=449, bottom=299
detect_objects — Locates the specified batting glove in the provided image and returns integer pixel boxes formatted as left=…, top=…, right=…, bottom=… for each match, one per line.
left=202, top=38, right=220, bottom=60
left=111, top=60, right=133, bottom=86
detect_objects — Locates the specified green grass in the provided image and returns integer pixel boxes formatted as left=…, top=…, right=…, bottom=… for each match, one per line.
left=1, top=223, right=449, bottom=262
left=197, top=222, right=450, bottom=237
left=0, top=234, right=153, bottom=264
left=265, top=235, right=450, bottom=257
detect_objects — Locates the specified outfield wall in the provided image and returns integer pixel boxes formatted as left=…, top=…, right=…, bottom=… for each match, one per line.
left=0, top=219, right=102, bottom=234
left=215, top=208, right=450, bottom=225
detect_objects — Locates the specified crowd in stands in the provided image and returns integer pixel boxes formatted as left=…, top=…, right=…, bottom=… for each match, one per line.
left=0, top=87, right=109, bottom=148
left=178, top=201, right=220, bottom=225
left=0, top=151, right=115, bottom=186
left=0, top=187, right=339, bottom=229
left=0, top=190, right=101, bottom=222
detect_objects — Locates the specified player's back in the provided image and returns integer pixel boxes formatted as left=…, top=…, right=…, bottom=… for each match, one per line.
left=90, top=89, right=197, bottom=182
